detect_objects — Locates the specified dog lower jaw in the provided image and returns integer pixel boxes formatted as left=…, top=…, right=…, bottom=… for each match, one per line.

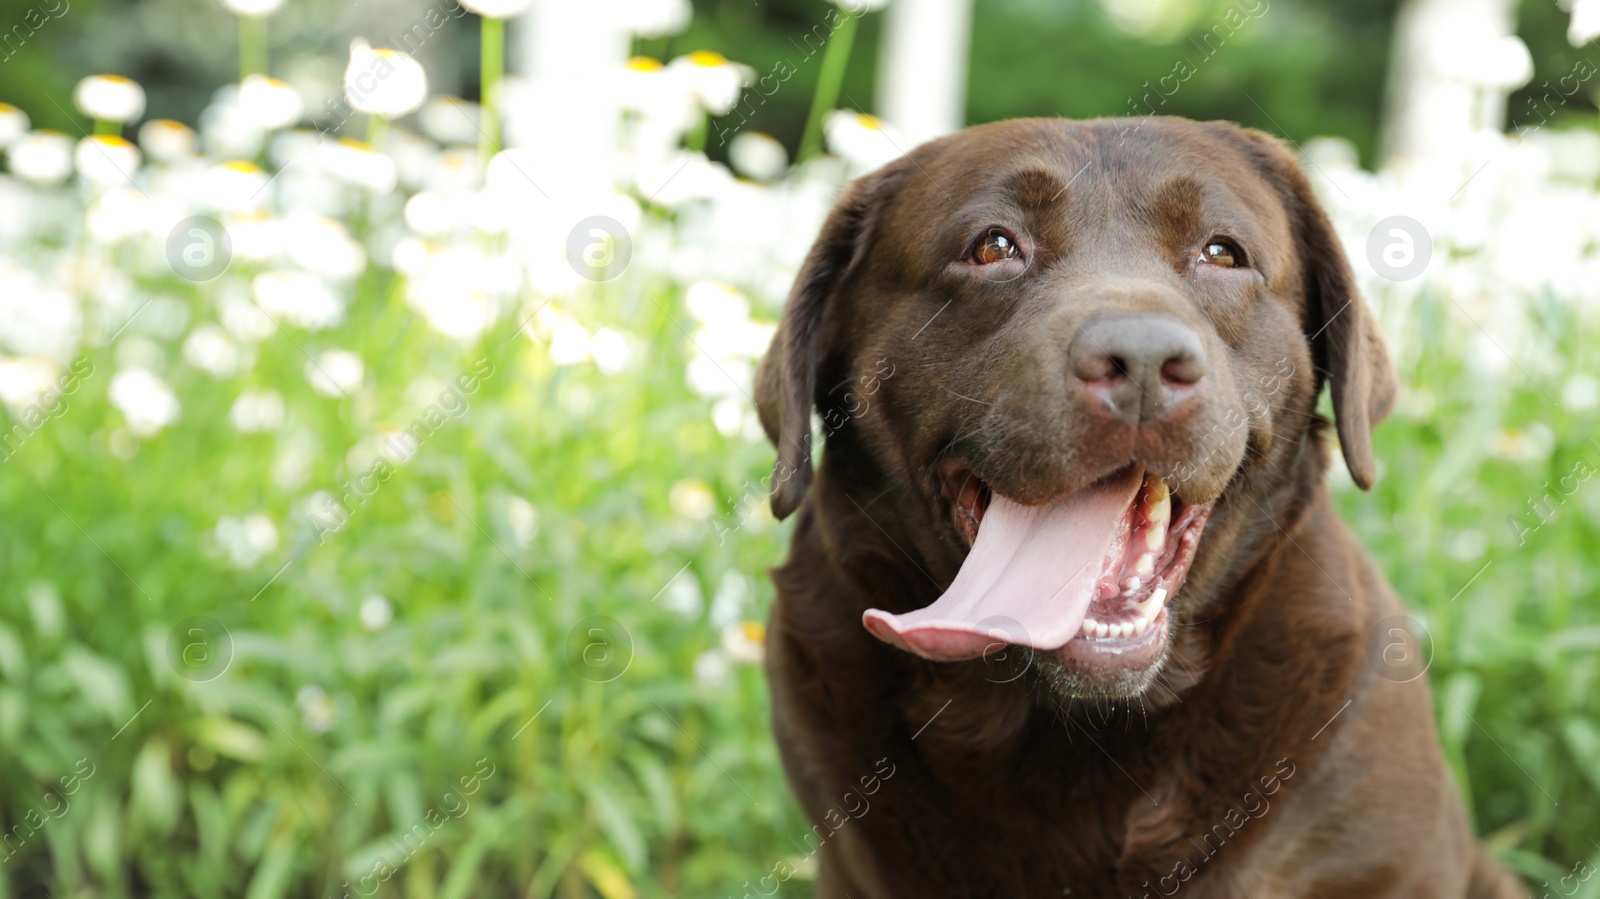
left=1036, top=609, right=1173, bottom=700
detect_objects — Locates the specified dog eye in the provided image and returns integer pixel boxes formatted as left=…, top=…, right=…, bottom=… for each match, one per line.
left=1200, top=239, right=1245, bottom=268
left=970, top=230, right=1022, bottom=265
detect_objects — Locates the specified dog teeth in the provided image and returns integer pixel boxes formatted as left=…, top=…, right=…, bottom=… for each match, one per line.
left=1145, top=522, right=1166, bottom=552
left=1134, top=587, right=1169, bottom=620
left=1121, top=576, right=1142, bottom=595
left=1134, top=553, right=1154, bottom=576
left=1145, top=478, right=1171, bottom=525
left=1084, top=615, right=1157, bottom=640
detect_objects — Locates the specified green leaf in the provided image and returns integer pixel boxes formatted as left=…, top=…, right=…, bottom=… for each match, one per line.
left=1562, top=718, right=1600, bottom=795
left=132, top=736, right=181, bottom=836
left=191, top=716, right=267, bottom=763
left=244, top=834, right=298, bottom=899
left=60, top=645, right=131, bottom=723
left=584, top=779, right=647, bottom=872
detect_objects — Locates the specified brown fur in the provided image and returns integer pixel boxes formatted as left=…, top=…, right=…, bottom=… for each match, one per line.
left=755, top=118, right=1523, bottom=897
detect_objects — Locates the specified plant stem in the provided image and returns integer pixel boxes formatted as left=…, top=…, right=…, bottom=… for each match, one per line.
left=239, top=15, right=267, bottom=81
left=366, top=114, right=388, bottom=150
left=93, top=119, right=117, bottom=136
left=798, top=9, right=859, bottom=162
left=480, top=15, right=505, bottom=168
left=685, top=112, right=708, bottom=153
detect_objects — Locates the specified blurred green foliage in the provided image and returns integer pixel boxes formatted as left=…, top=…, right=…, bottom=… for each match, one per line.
left=5, top=0, right=1598, bottom=164
left=0, top=245, right=1596, bottom=896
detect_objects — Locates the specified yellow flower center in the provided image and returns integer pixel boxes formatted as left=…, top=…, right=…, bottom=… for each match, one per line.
left=101, top=74, right=135, bottom=85
left=92, top=134, right=134, bottom=148
left=0, top=103, right=15, bottom=114
left=338, top=138, right=373, bottom=151
left=151, top=119, right=191, bottom=132
left=627, top=56, right=663, bottom=72
left=858, top=114, right=883, bottom=131
left=688, top=50, right=727, bottom=68
left=741, top=621, right=766, bottom=644
left=221, top=160, right=262, bottom=174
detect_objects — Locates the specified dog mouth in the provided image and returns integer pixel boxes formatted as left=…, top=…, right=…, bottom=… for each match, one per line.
left=861, top=460, right=1213, bottom=672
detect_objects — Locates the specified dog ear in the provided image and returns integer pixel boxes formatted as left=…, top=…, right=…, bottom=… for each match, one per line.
left=1237, top=128, right=1397, bottom=490
left=756, top=166, right=900, bottom=519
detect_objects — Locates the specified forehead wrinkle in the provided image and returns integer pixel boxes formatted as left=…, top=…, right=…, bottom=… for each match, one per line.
left=999, top=168, right=1068, bottom=215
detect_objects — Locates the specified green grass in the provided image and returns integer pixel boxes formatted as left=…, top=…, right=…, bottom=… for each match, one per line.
left=0, top=252, right=1596, bottom=898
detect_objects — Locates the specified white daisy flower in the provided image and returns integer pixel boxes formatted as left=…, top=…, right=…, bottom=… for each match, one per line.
left=728, top=131, right=788, bottom=181
left=506, top=497, right=538, bottom=548
left=73, top=75, right=146, bottom=124
left=344, top=38, right=427, bottom=119
left=590, top=328, right=631, bottom=374
left=693, top=649, right=731, bottom=685
left=825, top=110, right=905, bottom=170
left=668, top=479, right=715, bottom=520
left=199, top=88, right=269, bottom=161
left=85, top=189, right=160, bottom=244
left=295, top=685, right=338, bottom=733
left=1571, top=0, right=1600, bottom=46
left=108, top=367, right=180, bottom=436
left=238, top=75, right=304, bottom=130
left=138, top=119, right=198, bottom=163
left=253, top=271, right=345, bottom=330
left=667, top=51, right=751, bottom=116
left=282, top=213, right=366, bottom=280
left=0, top=103, right=30, bottom=147
left=458, top=0, right=533, bottom=17
left=0, top=357, right=61, bottom=412
left=204, top=160, right=270, bottom=212
left=419, top=95, right=481, bottom=144
left=182, top=325, right=241, bottom=376
left=721, top=620, right=766, bottom=665
left=547, top=318, right=591, bottom=366
left=305, top=349, right=363, bottom=397
left=222, top=0, right=286, bottom=16
left=228, top=389, right=284, bottom=432
left=316, top=138, right=398, bottom=193
left=215, top=512, right=279, bottom=567
left=617, top=0, right=692, bottom=38
left=9, top=131, right=75, bottom=184
left=219, top=292, right=278, bottom=343
left=74, top=134, right=142, bottom=186
left=359, top=594, right=393, bottom=631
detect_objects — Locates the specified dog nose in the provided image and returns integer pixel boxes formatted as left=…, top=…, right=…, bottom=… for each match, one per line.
left=1068, top=315, right=1208, bottom=424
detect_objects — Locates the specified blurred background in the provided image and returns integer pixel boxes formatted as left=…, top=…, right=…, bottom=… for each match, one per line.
left=0, top=0, right=1597, bottom=896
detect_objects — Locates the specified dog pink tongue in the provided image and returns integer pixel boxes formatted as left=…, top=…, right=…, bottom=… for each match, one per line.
left=862, top=469, right=1143, bottom=662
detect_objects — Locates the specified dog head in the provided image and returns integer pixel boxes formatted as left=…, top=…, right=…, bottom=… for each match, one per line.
left=757, top=117, right=1395, bottom=699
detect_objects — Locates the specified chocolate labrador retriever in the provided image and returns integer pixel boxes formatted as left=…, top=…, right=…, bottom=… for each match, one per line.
left=754, top=117, right=1522, bottom=897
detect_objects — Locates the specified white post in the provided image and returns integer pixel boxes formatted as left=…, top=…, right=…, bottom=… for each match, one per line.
left=876, top=0, right=974, bottom=146
left=499, top=0, right=633, bottom=196
left=1380, top=0, right=1529, bottom=171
